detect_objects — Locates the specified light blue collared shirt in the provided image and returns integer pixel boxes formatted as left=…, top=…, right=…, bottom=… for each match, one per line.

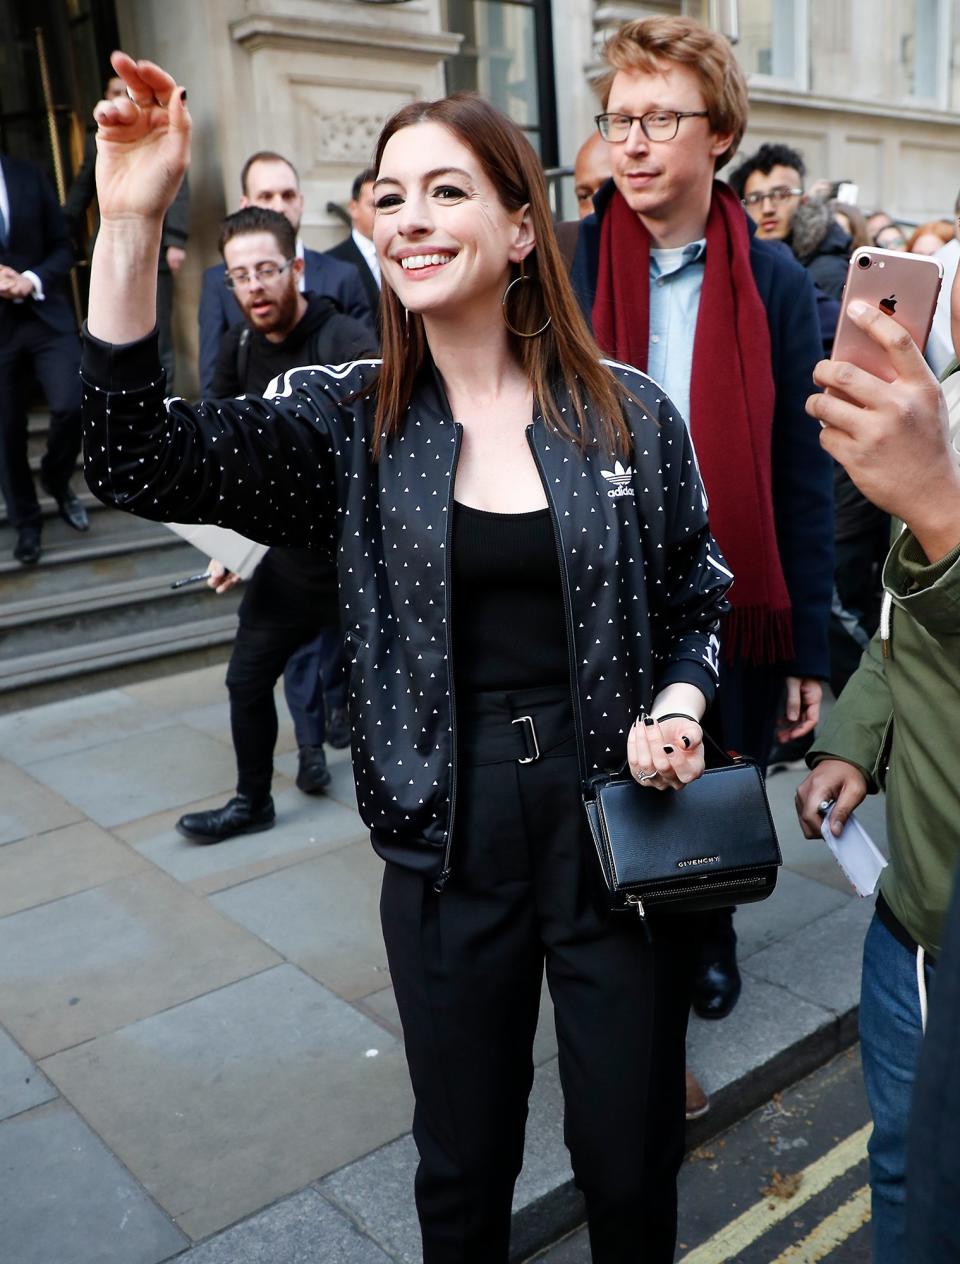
left=647, top=238, right=706, bottom=427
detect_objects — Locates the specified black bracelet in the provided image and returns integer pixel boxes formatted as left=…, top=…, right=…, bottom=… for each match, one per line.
left=652, top=712, right=703, bottom=727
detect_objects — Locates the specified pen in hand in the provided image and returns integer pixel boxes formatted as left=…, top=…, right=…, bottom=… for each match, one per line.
left=169, top=571, right=212, bottom=589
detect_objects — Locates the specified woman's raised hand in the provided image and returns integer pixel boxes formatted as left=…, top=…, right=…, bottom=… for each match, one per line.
left=93, top=51, right=190, bottom=224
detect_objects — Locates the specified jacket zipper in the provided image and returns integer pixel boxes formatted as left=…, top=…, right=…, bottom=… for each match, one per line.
left=526, top=424, right=588, bottom=781
left=433, top=422, right=464, bottom=893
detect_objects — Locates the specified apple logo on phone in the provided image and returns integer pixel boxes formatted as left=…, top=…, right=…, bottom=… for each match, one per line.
left=879, top=294, right=897, bottom=314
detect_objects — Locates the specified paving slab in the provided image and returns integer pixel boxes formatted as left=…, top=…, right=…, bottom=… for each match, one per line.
left=322, top=1058, right=576, bottom=1264
left=275, top=744, right=359, bottom=812
left=0, top=1098, right=188, bottom=1264
left=0, top=819, right=148, bottom=918
left=176, top=695, right=299, bottom=756
left=42, top=965, right=415, bottom=1242
left=355, top=984, right=404, bottom=1040
left=0, top=688, right=175, bottom=767
left=321, top=1061, right=574, bottom=1264
left=688, top=971, right=836, bottom=1099
left=208, top=842, right=389, bottom=1001
left=734, top=868, right=852, bottom=961
left=121, top=663, right=235, bottom=712
left=179, top=1188, right=393, bottom=1263
left=22, top=723, right=238, bottom=827
left=0, top=759, right=84, bottom=845
left=125, top=784, right=365, bottom=896
left=0, top=869, right=280, bottom=1057
left=321, top=1134, right=422, bottom=1264
left=743, top=895, right=876, bottom=1015
left=0, top=1025, right=57, bottom=1121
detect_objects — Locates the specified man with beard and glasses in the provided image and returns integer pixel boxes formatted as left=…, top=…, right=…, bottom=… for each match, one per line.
left=176, top=207, right=377, bottom=844
left=198, top=150, right=373, bottom=394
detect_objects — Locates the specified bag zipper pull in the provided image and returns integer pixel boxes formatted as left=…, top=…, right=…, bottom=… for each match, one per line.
left=625, top=895, right=652, bottom=943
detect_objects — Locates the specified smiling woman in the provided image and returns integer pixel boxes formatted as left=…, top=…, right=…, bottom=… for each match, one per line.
left=81, top=50, right=732, bottom=1264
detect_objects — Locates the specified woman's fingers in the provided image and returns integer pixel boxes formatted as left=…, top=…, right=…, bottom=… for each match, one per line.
left=627, top=715, right=706, bottom=791
left=131, top=59, right=179, bottom=107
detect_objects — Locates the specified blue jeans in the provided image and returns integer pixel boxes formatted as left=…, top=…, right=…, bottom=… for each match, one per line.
left=860, top=913, right=935, bottom=1264
left=282, top=627, right=349, bottom=748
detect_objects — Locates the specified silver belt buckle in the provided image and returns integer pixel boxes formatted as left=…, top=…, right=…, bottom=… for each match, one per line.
left=512, top=714, right=540, bottom=764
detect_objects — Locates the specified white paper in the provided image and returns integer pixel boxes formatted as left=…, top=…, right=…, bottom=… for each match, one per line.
left=821, top=806, right=888, bottom=897
left=163, top=523, right=267, bottom=580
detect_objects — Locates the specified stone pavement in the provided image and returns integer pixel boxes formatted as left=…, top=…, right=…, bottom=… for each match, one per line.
left=0, top=670, right=887, bottom=1263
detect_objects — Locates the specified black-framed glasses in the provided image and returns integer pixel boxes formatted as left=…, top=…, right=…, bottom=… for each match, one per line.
left=224, top=259, right=295, bottom=290
left=740, top=186, right=803, bottom=208
left=595, top=109, right=709, bottom=143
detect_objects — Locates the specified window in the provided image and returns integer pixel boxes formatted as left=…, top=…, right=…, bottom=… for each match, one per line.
left=808, top=0, right=950, bottom=108
left=444, top=0, right=557, bottom=164
left=735, top=0, right=806, bottom=88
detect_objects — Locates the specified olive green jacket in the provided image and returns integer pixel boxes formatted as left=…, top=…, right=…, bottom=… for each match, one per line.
left=808, top=383, right=960, bottom=956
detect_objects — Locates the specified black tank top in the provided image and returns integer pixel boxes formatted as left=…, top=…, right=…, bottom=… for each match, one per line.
left=451, top=501, right=569, bottom=694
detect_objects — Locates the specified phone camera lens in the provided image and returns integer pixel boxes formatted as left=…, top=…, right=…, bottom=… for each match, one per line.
left=857, top=255, right=871, bottom=269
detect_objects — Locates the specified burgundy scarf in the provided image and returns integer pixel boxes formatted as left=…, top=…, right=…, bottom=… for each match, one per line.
left=593, top=180, right=793, bottom=665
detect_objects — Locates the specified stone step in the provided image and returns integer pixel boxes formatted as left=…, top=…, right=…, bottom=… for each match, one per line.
left=0, top=531, right=204, bottom=604
left=0, top=613, right=238, bottom=698
left=0, top=513, right=184, bottom=580
left=0, top=568, right=243, bottom=662
left=0, top=487, right=105, bottom=529
left=5, top=418, right=240, bottom=711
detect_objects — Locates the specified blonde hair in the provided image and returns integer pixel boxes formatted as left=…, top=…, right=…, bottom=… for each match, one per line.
left=598, top=16, right=748, bottom=171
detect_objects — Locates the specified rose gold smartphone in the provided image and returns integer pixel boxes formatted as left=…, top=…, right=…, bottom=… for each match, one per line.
left=831, top=246, right=943, bottom=383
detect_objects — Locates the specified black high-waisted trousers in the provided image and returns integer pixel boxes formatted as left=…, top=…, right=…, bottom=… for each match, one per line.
left=380, top=686, right=696, bottom=1264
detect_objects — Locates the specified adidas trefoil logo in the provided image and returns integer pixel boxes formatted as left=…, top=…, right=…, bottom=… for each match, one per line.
left=600, top=460, right=635, bottom=498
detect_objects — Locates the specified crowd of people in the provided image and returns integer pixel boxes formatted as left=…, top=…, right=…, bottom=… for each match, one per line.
left=1, top=10, right=958, bottom=1264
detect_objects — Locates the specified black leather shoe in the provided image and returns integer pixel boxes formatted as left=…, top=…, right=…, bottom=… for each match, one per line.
left=13, top=525, right=42, bottom=565
left=296, top=745, right=332, bottom=794
left=692, top=950, right=742, bottom=1021
left=325, top=706, right=351, bottom=750
left=176, top=794, right=275, bottom=844
left=40, top=474, right=89, bottom=531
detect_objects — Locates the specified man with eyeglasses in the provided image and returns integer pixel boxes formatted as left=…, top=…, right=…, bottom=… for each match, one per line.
left=198, top=150, right=373, bottom=394
left=176, top=206, right=377, bottom=845
left=571, top=15, right=833, bottom=1120
left=730, top=143, right=852, bottom=303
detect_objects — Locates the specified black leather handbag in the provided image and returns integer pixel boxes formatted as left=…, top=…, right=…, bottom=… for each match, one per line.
left=582, top=735, right=781, bottom=926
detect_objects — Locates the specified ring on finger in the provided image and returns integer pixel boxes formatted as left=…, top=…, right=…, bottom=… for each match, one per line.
left=127, top=87, right=161, bottom=107
left=636, top=769, right=656, bottom=783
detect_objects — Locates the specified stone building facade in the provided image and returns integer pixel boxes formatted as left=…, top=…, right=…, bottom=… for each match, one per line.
left=5, top=0, right=959, bottom=391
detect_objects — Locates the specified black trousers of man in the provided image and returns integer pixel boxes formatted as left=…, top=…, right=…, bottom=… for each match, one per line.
left=0, top=314, right=82, bottom=529
left=380, top=687, right=696, bottom=1264
left=226, top=617, right=328, bottom=802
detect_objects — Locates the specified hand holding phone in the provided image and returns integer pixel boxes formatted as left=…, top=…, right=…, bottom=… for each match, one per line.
left=806, top=292, right=960, bottom=558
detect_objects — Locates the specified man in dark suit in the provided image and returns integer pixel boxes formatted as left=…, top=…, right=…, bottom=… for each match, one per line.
left=326, top=168, right=380, bottom=316
left=0, top=153, right=88, bottom=564
left=198, top=150, right=373, bottom=392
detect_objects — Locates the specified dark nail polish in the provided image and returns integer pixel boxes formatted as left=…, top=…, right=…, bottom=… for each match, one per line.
left=662, top=745, right=674, bottom=755
left=681, top=735, right=691, bottom=749
left=180, top=88, right=188, bottom=101
left=643, top=716, right=655, bottom=727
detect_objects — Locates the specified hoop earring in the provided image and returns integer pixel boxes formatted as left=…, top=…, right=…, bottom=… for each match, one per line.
left=502, top=257, right=552, bottom=338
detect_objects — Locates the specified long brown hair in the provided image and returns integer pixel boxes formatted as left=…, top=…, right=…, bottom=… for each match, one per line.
left=370, top=93, right=632, bottom=457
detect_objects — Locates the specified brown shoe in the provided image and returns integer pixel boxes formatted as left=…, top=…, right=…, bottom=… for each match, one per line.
left=685, top=1068, right=710, bottom=1121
